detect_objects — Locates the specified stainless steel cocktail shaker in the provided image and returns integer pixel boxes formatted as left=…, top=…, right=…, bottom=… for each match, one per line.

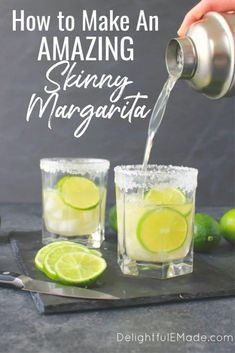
left=165, top=12, right=235, bottom=99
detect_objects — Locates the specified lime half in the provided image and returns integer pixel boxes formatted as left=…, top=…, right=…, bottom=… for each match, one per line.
left=44, top=243, right=89, bottom=279
left=60, top=176, right=100, bottom=210
left=137, top=207, right=188, bottom=253
left=55, top=252, right=107, bottom=285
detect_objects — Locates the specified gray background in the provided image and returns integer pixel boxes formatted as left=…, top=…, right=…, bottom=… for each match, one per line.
left=0, top=0, right=234, bottom=206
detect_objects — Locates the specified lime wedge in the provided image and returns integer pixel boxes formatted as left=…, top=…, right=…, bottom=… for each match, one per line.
left=60, top=176, right=100, bottom=210
left=137, top=207, right=188, bottom=253
left=55, top=252, right=107, bottom=285
left=44, top=243, right=89, bottom=279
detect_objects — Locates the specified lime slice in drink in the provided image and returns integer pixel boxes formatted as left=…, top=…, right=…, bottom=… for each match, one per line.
left=145, top=187, right=186, bottom=204
left=89, top=249, right=102, bottom=257
left=55, top=252, right=107, bottom=285
left=174, top=204, right=192, bottom=217
left=56, top=176, right=70, bottom=189
left=137, top=207, right=188, bottom=253
left=145, top=187, right=191, bottom=216
left=60, top=176, right=100, bottom=210
left=44, top=243, right=90, bottom=279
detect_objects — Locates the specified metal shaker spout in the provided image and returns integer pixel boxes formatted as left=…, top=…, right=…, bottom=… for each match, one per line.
left=165, top=12, right=235, bottom=99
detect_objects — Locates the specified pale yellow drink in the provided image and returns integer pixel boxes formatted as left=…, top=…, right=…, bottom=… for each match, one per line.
left=40, top=158, right=110, bottom=248
left=116, top=192, right=194, bottom=263
left=114, top=165, right=198, bottom=279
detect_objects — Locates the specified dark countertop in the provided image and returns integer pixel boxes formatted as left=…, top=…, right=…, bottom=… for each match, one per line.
left=0, top=204, right=234, bottom=353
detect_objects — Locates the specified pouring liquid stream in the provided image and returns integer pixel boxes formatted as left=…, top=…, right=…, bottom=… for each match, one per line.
left=142, top=74, right=180, bottom=170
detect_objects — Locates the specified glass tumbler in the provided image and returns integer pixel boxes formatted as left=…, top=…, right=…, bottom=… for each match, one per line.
left=40, top=158, right=110, bottom=248
left=114, top=165, right=198, bottom=279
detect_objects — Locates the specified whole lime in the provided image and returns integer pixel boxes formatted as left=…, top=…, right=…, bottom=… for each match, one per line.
left=220, top=209, right=235, bottom=245
left=193, top=213, right=221, bottom=252
left=109, top=205, right=117, bottom=233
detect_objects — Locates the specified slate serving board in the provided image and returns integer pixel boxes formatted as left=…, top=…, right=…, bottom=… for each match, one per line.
left=2, top=230, right=235, bottom=314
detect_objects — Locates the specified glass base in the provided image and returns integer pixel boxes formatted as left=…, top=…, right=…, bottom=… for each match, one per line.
left=42, top=225, right=104, bottom=249
left=118, top=250, right=193, bottom=279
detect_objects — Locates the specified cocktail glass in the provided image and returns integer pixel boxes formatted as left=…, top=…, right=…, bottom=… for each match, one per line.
left=114, top=165, right=198, bottom=279
left=40, top=158, right=110, bottom=248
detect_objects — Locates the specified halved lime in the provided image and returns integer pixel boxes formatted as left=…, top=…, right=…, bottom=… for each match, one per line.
left=137, top=207, right=188, bottom=253
left=55, top=252, right=107, bottom=285
left=44, top=243, right=90, bottom=279
left=60, top=176, right=100, bottom=210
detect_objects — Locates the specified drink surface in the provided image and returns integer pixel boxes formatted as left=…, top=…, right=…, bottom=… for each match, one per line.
left=116, top=187, right=194, bottom=263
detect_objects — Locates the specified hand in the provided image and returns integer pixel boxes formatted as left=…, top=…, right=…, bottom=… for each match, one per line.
left=177, top=0, right=235, bottom=37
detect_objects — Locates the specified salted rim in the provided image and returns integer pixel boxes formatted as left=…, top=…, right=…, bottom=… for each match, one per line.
left=114, top=164, right=198, bottom=176
left=114, top=164, right=198, bottom=190
left=40, top=158, right=110, bottom=174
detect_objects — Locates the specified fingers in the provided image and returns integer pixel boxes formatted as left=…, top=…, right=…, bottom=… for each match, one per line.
left=177, top=8, right=202, bottom=36
left=177, top=0, right=213, bottom=37
left=177, top=0, right=235, bottom=37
